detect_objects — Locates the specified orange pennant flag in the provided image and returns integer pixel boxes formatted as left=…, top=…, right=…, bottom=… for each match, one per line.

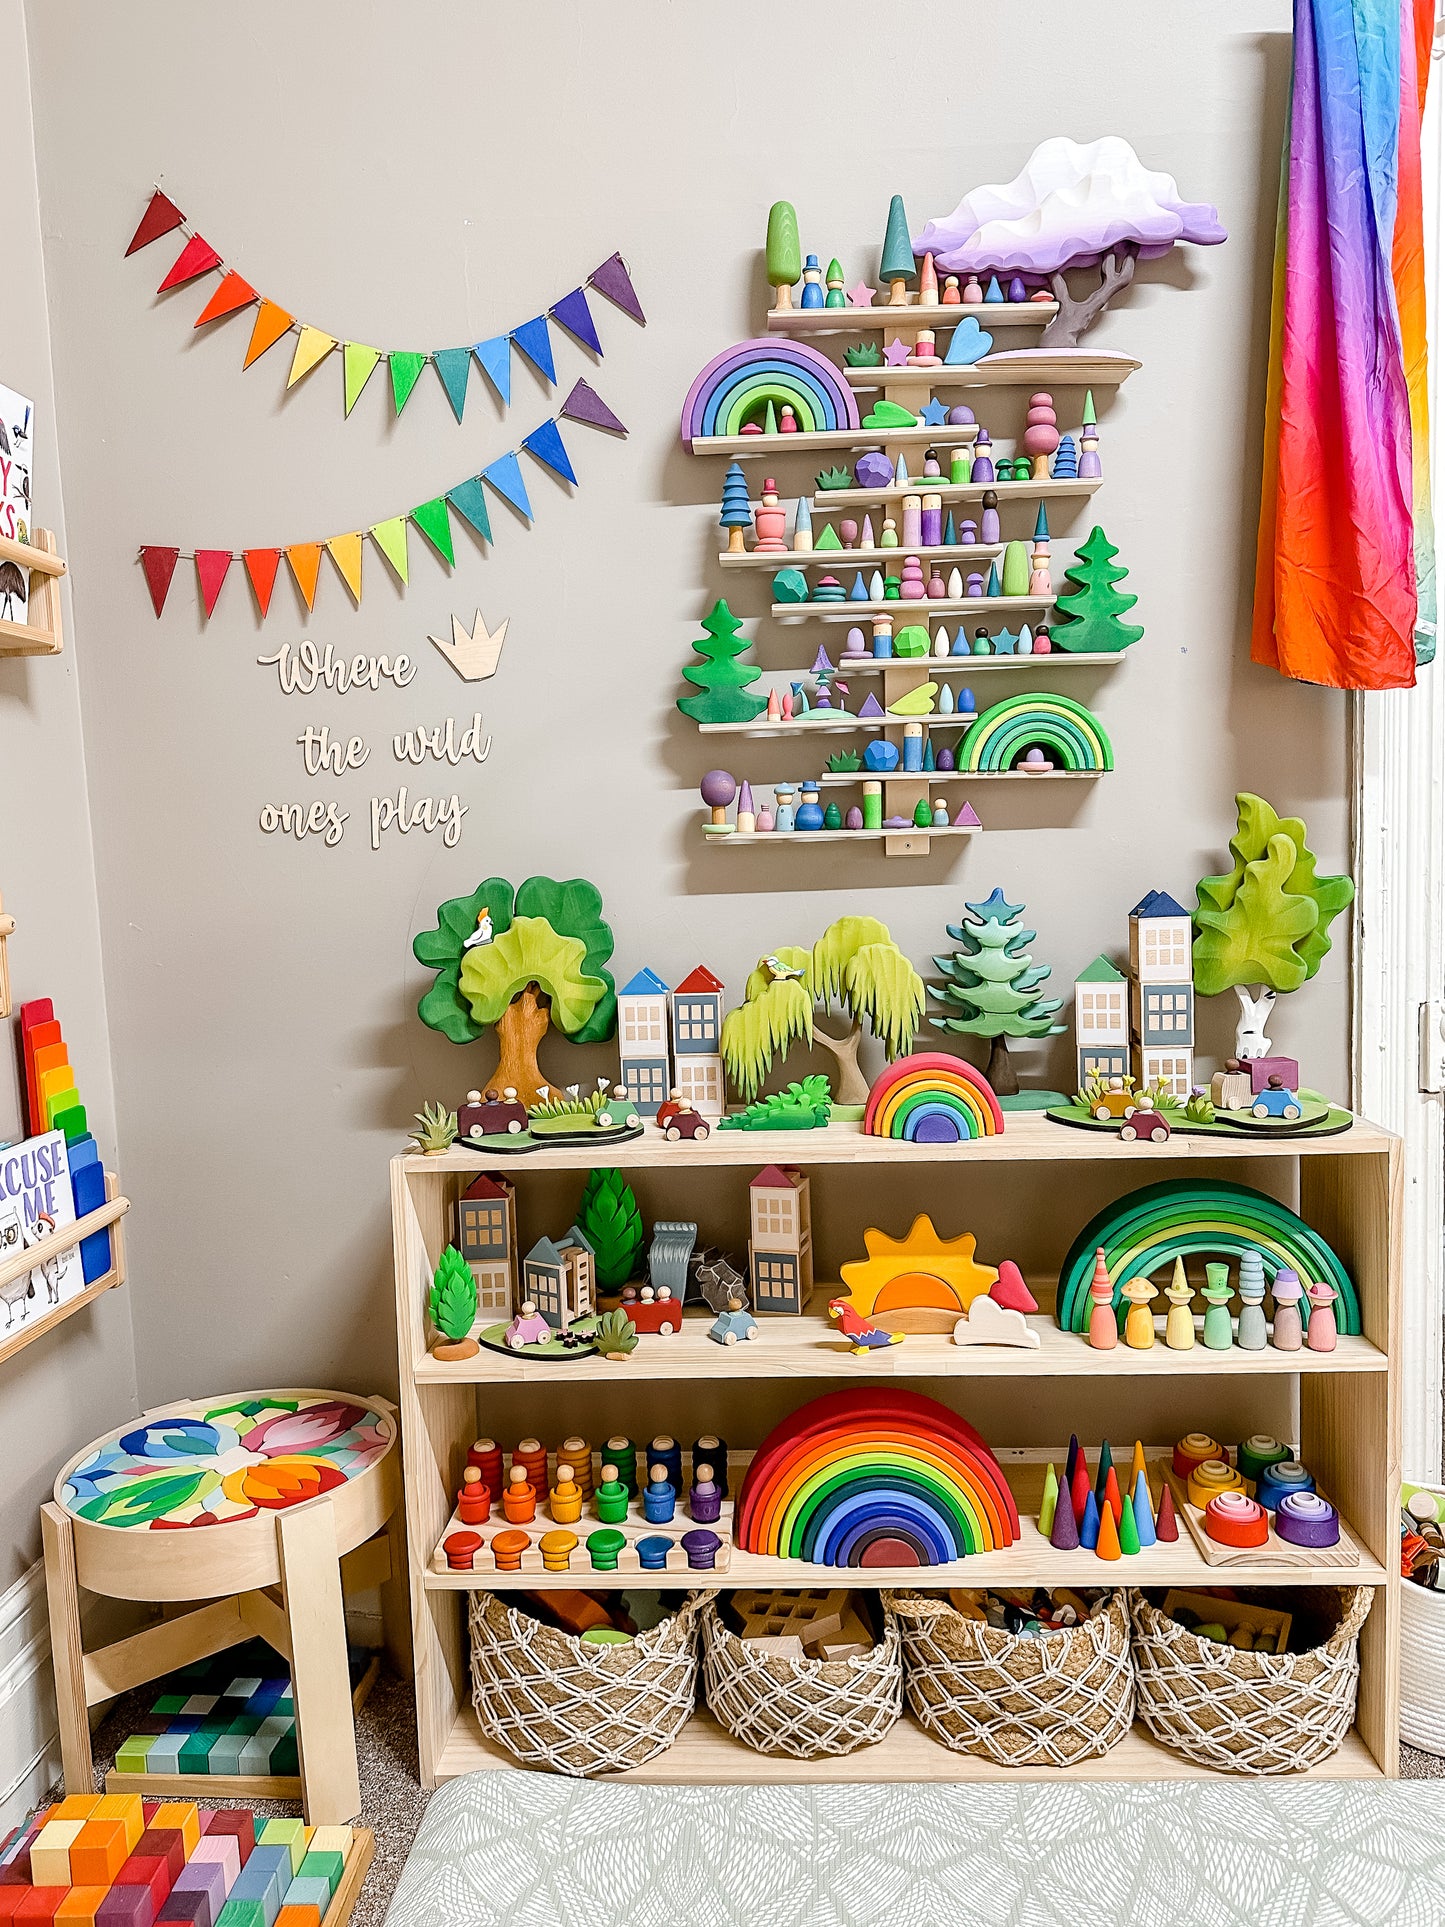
left=286, top=543, right=324, bottom=611
left=194, top=273, right=258, bottom=327
left=243, top=549, right=282, bottom=617
left=325, top=533, right=363, bottom=604
left=243, top=300, right=294, bottom=369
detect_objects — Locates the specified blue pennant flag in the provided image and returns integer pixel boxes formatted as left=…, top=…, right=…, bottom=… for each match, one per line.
left=472, top=336, right=512, bottom=407
left=432, top=347, right=473, bottom=423
left=522, top=419, right=577, bottom=485
left=550, top=287, right=602, bottom=355
left=447, top=478, right=493, bottom=544
left=482, top=451, right=533, bottom=521
left=510, top=315, right=555, bottom=385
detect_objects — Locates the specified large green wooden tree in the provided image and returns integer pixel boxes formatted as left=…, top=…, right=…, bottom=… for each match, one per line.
left=930, top=888, right=1064, bottom=1095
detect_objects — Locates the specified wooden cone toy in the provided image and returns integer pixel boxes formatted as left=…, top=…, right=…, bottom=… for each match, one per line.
left=1064, top=1433, right=1081, bottom=1492
left=1095, top=1501, right=1122, bottom=1560
left=1079, top=1490, right=1101, bottom=1550
left=1155, top=1484, right=1180, bottom=1542
left=1050, top=1480, right=1081, bottom=1550
left=1133, top=1470, right=1157, bottom=1547
left=1131, top=1440, right=1147, bottom=1491
left=1119, top=1493, right=1140, bottom=1555
left=1039, top=1463, right=1059, bottom=1538
left=1102, top=1466, right=1123, bottom=1526
left=1071, top=1459, right=1092, bottom=1525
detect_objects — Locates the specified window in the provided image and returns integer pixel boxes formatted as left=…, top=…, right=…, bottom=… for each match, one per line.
left=754, top=1254, right=798, bottom=1306
left=755, top=1195, right=794, bottom=1237
left=674, top=997, right=716, bottom=1044
left=462, top=1201, right=506, bottom=1255
left=1143, top=924, right=1188, bottom=971
left=677, top=1059, right=721, bottom=1106
left=627, top=1063, right=668, bottom=1105
left=622, top=1001, right=665, bottom=1047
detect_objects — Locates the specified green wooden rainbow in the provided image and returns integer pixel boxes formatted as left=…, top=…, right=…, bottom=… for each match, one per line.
left=1055, top=1178, right=1359, bottom=1334
left=959, top=691, right=1114, bottom=772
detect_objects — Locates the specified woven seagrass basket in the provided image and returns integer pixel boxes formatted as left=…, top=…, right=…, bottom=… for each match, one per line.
left=698, top=1593, right=902, bottom=1757
left=885, top=1589, right=1133, bottom=1766
left=1401, top=1577, right=1445, bottom=1756
left=1131, top=1585, right=1371, bottom=1773
left=469, top=1590, right=703, bottom=1776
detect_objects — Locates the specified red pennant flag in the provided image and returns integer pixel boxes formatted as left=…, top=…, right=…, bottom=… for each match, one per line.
left=243, top=549, right=281, bottom=617
left=195, top=550, right=232, bottom=617
left=125, top=190, right=185, bottom=257
left=140, top=546, right=181, bottom=617
left=159, top=234, right=222, bottom=292
left=194, top=274, right=257, bottom=327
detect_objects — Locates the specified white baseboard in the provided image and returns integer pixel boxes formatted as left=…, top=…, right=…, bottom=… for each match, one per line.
left=0, top=1562, right=62, bottom=1834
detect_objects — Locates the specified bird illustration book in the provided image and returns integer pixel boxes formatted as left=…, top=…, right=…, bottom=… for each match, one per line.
left=0, top=1129, right=83, bottom=1335
left=0, top=382, right=33, bottom=627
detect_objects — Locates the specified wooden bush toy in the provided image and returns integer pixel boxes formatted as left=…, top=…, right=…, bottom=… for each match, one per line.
left=427, top=1245, right=479, bottom=1360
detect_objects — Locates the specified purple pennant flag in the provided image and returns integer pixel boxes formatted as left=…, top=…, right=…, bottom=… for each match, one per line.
left=550, top=286, right=602, bottom=356
left=561, top=379, right=627, bottom=436
left=588, top=252, right=645, bottom=326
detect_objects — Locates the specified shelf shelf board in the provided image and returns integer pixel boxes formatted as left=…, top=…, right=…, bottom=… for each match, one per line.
left=697, top=713, right=978, bottom=737
left=720, top=544, right=1004, bottom=570
left=435, top=1705, right=1381, bottom=1785
left=0, top=532, right=67, bottom=579
left=706, top=824, right=979, bottom=848
left=845, top=351, right=1141, bottom=390
left=814, top=769, right=1097, bottom=787
left=817, top=477, right=1101, bottom=510
left=767, top=301, right=1060, bottom=334
left=692, top=424, right=979, bottom=457
left=0, top=1177, right=129, bottom=1368
left=808, top=654, right=1118, bottom=677
left=774, top=595, right=1056, bottom=623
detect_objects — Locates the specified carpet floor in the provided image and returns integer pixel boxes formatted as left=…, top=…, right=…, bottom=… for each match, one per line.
left=46, top=1670, right=1445, bottom=1926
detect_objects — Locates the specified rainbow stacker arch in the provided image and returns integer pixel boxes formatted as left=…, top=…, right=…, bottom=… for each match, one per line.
left=959, top=691, right=1115, bottom=772
left=863, top=1052, right=1004, bottom=1142
left=733, top=1388, right=1019, bottom=1567
left=679, top=338, right=861, bottom=448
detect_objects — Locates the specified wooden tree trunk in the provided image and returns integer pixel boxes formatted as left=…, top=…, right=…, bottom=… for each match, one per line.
left=985, top=1035, right=1019, bottom=1097
left=1039, top=248, right=1137, bottom=350
left=493, top=984, right=552, bottom=1107
left=811, top=1021, right=869, bottom=1106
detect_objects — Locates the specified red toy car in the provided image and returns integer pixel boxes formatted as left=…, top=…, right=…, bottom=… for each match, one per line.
left=657, top=1094, right=711, bottom=1141
left=458, top=1087, right=529, bottom=1139
left=1119, top=1106, right=1171, bottom=1143
left=617, top=1284, right=684, bottom=1334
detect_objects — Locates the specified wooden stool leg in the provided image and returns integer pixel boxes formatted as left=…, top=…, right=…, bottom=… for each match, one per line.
left=277, top=1499, right=361, bottom=1825
left=40, top=1502, right=93, bottom=1794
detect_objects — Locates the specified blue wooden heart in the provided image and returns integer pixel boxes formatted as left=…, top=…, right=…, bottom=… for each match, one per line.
left=944, top=316, right=993, bottom=366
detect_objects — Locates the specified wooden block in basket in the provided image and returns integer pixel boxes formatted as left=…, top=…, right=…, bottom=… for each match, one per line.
left=1160, top=1588, right=1291, bottom=1654
left=1155, top=1459, right=1361, bottom=1572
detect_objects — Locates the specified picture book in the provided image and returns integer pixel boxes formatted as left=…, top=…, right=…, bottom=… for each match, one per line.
left=0, top=1129, right=82, bottom=1331
left=0, top=381, right=33, bottom=627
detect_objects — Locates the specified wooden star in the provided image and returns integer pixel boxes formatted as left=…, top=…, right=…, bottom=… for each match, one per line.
left=845, top=280, right=877, bottom=308
left=883, top=338, right=910, bottom=367
left=919, top=397, right=950, bottom=426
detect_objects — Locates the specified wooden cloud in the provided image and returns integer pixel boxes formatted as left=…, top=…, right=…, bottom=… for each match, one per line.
left=839, top=1215, right=998, bottom=1332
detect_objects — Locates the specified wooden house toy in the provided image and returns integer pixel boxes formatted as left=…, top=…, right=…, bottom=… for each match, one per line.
left=456, top=1173, right=517, bottom=1318
left=1073, top=954, right=1129, bottom=1089
left=1128, top=890, right=1195, bottom=1098
left=618, top=967, right=672, bottom=1116
left=748, top=1165, right=813, bottom=1314
left=521, top=1225, right=596, bottom=1331
left=671, top=965, right=726, bottom=1116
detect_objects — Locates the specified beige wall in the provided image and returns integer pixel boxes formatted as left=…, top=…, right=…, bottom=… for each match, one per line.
left=0, top=0, right=136, bottom=1584
left=20, top=0, right=1348, bottom=1413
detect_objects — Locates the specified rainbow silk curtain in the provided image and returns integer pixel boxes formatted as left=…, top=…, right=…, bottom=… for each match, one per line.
left=1253, top=0, right=1435, bottom=688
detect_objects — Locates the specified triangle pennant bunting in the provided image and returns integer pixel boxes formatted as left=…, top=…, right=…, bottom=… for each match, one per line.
left=286, top=543, right=324, bottom=611
left=159, top=233, right=223, bottom=292
left=472, top=336, right=511, bottom=406
left=140, top=546, right=181, bottom=618
left=343, top=343, right=382, bottom=416
left=482, top=451, right=533, bottom=522
left=371, top=516, right=410, bottom=583
left=522, top=419, right=577, bottom=485
left=244, top=301, right=295, bottom=368
left=411, top=497, right=455, bottom=566
left=195, top=550, right=233, bottom=618
left=243, top=549, right=282, bottom=617
left=126, top=190, right=185, bottom=257
left=194, top=273, right=258, bottom=327
left=588, top=252, right=645, bottom=325
left=560, top=378, right=627, bottom=435
left=550, top=287, right=602, bottom=355
left=446, top=479, right=492, bottom=545
left=288, top=326, right=337, bottom=388
left=510, top=316, right=555, bottom=385
left=325, top=533, right=364, bottom=603
left=389, top=351, right=428, bottom=417
left=432, top=347, right=473, bottom=423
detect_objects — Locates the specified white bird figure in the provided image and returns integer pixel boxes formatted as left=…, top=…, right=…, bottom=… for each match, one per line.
left=462, top=910, right=494, bottom=951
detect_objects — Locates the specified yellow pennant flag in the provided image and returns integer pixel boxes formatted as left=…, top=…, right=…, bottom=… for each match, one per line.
left=370, top=516, right=409, bottom=584
left=288, top=325, right=337, bottom=388
left=326, top=533, right=364, bottom=603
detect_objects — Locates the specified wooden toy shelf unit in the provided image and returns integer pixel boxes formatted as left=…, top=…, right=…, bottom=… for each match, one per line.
left=390, top=1116, right=1402, bottom=1787
left=0, top=529, right=66, bottom=655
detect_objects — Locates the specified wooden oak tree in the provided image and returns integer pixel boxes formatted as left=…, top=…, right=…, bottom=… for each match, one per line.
left=413, top=876, right=616, bottom=1107
left=677, top=598, right=766, bottom=723
left=1193, top=793, right=1354, bottom=1057
left=720, top=915, right=925, bottom=1106
left=766, top=201, right=802, bottom=310
left=930, top=888, right=1064, bottom=1095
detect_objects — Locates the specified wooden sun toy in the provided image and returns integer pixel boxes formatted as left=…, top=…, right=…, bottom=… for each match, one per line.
left=839, top=1215, right=998, bottom=1333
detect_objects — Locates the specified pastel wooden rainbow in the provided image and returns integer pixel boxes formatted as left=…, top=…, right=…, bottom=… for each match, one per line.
left=680, top=338, right=861, bottom=449
left=734, top=1388, right=1019, bottom=1567
left=959, top=692, right=1115, bottom=772
left=864, top=1052, right=1004, bottom=1143
left=1055, top=1178, right=1359, bottom=1334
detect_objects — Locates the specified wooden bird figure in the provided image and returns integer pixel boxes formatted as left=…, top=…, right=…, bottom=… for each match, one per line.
left=828, top=1299, right=904, bottom=1353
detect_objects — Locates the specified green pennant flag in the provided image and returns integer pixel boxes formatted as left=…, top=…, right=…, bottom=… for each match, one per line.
left=446, top=478, right=492, bottom=544
left=389, top=351, right=428, bottom=417
left=370, top=515, right=410, bottom=583
left=432, top=347, right=473, bottom=423
left=343, top=343, right=381, bottom=416
left=411, top=496, right=455, bottom=566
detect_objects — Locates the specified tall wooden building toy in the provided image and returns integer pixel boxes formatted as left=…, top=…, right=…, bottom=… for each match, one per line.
left=521, top=1225, right=596, bottom=1330
left=748, top=1165, right=813, bottom=1315
left=671, top=965, right=726, bottom=1116
left=456, top=1173, right=517, bottom=1318
left=1128, top=889, right=1195, bottom=1098
left=618, top=967, right=672, bottom=1115
left=1073, top=955, right=1129, bottom=1089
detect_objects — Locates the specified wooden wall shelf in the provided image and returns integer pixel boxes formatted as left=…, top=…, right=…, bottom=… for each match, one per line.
left=768, top=301, right=1060, bottom=334
left=843, top=353, right=1141, bottom=391
left=696, top=423, right=979, bottom=457
left=0, top=529, right=66, bottom=657
left=0, top=1174, right=129, bottom=1367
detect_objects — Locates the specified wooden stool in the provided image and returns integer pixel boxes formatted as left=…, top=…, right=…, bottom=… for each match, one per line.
left=42, top=1387, right=405, bottom=1825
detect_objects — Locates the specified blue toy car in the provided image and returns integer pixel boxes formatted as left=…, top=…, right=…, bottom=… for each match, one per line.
left=1252, top=1076, right=1302, bottom=1120
left=708, top=1305, right=759, bottom=1347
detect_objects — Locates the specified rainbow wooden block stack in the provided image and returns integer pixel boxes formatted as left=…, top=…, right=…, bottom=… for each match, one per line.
left=0, top=1798, right=360, bottom=1927
left=20, top=997, right=111, bottom=1279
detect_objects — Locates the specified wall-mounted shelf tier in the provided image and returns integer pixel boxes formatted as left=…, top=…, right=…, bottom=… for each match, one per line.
left=707, top=824, right=980, bottom=849
left=0, top=1175, right=129, bottom=1368
left=0, top=528, right=66, bottom=657
left=844, top=352, right=1141, bottom=391
left=811, top=768, right=1098, bottom=787
left=817, top=478, right=1100, bottom=511
left=775, top=595, right=1056, bottom=623
left=697, top=713, right=979, bottom=737
left=720, top=544, right=1005, bottom=570
left=768, top=301, right=1060, bottom=333
left=694, top=424, right=979, bottom=457
left=800, top=654, right=1120, bottom=678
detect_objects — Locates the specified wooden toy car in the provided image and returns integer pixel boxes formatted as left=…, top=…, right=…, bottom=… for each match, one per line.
left=1210, top=1066, right=1254, bottom=1112
left=595, top=1086, right=641, bottom=1131
left=459, top=1087, right=529, bottom=1139
left=1091, top=1077, right=1136, bottom=1121
left=657, top=1094, right=711, bottom=1141
left=709, top=1304, right=760, bottom=1345
left=1119, top=1106, right=1171, bottom=1143
left=618, top=1284, right=683, bottom=1334
left=504, top=1302, right=551, bottom=1349
left=1251, top=1076, right=1302, bottom=1120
